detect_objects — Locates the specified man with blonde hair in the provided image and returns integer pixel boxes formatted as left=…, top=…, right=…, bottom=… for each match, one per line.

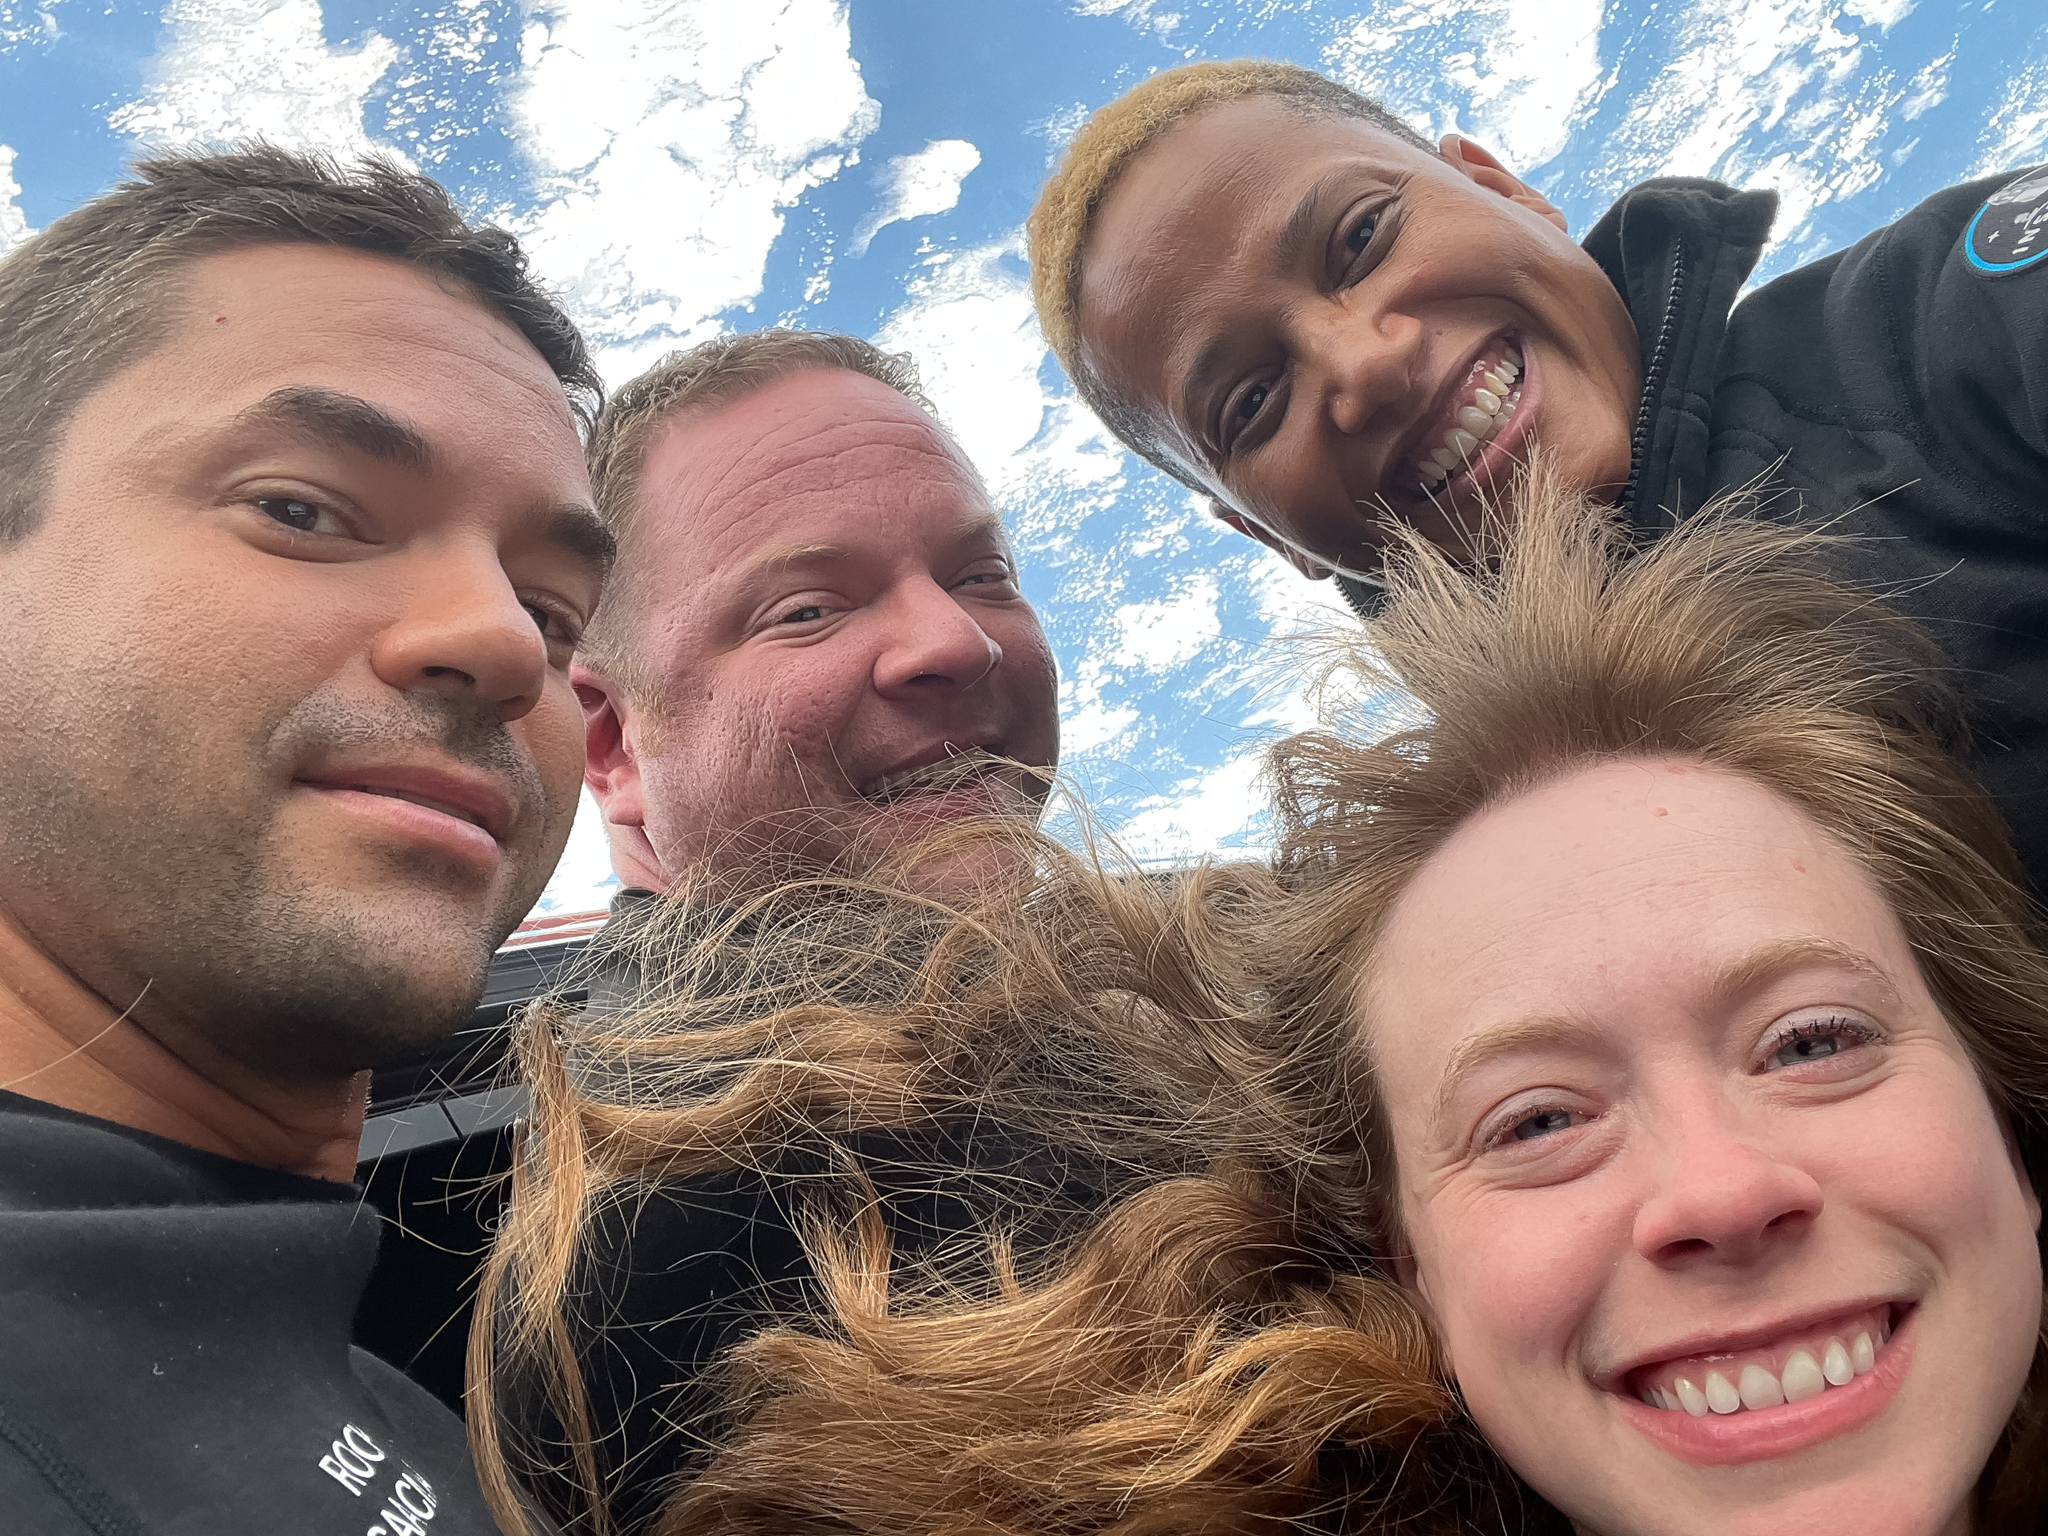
left=489, top=329, right=1070, bottom=1535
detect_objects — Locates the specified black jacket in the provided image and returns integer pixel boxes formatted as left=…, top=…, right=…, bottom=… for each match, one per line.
left=0, top=1089, right=513, bottom=1536
left=1340, top=167, right=2048, bottom=884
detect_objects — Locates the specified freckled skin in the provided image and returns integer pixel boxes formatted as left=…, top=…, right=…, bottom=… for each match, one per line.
left=1366, top=759, right=2041, bottom=1536
left=577, top=368, right=1061, bottom=896
left=1077, top=98, right=1640, bottom=579
left=0, top=244, right=597, bottom=1174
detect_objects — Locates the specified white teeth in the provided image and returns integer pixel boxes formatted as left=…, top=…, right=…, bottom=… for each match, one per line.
left=1673, top=1378, right=1709, bottom=1417
left=1704, top=1372, right=1741, bottom=1414
left=1481, top=370, right=1509, bottom=396
left=1431, top=445, right=1462, bottom=471
left=1473, top=387, right=1502, bottom=413
left=1456, top=405, right=1493, bottom=436
left=1852, top=1332, right=1876, bottom=1374
left=1444, top=426, right=1480, bottom=458
left=1419, top=460, right=1448, bottom=486
left=1413, top=350, right=1523, bottom=493
left=1781, top=1350, right=1826, bottom=1403
left=1823, top=1338, right=1855, bottom=1386
left=1738, top=1364, right=1785, bottom=1411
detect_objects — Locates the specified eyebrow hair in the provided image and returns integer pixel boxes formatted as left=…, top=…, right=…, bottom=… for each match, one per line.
left=231, top=385, right=434, bottom=472
left=1422, top=935, right=1901, bottom=1133
left=1273, top=169, right=1356, bottom=277
left=542, top=503, right=617, bottom=576
left=731, top=510, right=1011, bottom=591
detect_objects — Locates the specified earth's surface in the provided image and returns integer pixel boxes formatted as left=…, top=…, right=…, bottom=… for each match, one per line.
left=4, top=0, right=2042, bottom=916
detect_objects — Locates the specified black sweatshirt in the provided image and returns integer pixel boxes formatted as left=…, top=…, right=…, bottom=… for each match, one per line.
left=0, top=1088, right=516, bottom=1536
left=1338, top=166, right=2048, bottom=886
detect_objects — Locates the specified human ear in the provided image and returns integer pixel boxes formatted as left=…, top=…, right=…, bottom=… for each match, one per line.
left=571, top=664, right=647, bottom=830
left=1439, top=134, right=1568, bottom=235
left=1210, top=499, right=1335, bottom=580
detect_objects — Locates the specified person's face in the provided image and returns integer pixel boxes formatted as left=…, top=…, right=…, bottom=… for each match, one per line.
left=582, top=368, right=1060, bottom=893
left=1365, top=759, right=2042, bottom=1536
left=1077, top=98, right=1640, bottom=580
left=0, top=244, right=602, bottom=1079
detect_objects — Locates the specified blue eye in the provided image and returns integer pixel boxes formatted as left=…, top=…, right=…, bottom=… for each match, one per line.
left=1512, top=1108, right=1579, bottom=1141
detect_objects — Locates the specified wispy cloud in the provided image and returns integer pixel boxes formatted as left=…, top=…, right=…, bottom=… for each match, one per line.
left=108, top=0, right=401, bottom=161
left=851, top=138, right=981, bottom=256
left=0, top=144, right=30, bottom=257
left=507, top=0, right=879, bottom=379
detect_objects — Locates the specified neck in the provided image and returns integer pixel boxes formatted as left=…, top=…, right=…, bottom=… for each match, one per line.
left=0, top=907, right=368, bottom=1181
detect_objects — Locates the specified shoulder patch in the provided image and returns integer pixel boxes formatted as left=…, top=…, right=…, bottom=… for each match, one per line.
left=1966, top=166, right=2048, bottom=276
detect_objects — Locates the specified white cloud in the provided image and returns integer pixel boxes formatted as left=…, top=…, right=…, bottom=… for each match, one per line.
left=1972, top=43, right=2048, bottom=181
left=0, top=145, right=31, bottom=257
left=1071, top=0, right=1184, bottom=39
left=109, top=0, right=400, bottom=161
left=1113, top=574, right=1221, bottom=673
left=851, top=138, right=980, bottom=256
left=1843, top=0, right=1914, bottom=29
left=1324, top=0, right=1607, bottom=173
left=508, top=0, right=880, bottom=374
left=1111, top=748, right=1268, bottom=864
left=0, top=0, right=63, bottom=51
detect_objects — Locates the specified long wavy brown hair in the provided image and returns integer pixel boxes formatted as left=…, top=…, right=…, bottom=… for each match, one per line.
left=474, top=463, right=2048, bottom=1536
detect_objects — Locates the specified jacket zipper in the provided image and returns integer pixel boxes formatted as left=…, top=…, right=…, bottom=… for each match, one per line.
left=1621, top=250, right=1687, bottom=521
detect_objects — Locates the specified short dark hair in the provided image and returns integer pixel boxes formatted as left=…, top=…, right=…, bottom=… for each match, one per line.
left=0, top=143, right=604, bottom=540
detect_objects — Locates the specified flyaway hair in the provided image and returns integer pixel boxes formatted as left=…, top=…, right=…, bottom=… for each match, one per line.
left=477, top=461, right=2048, bottom=1535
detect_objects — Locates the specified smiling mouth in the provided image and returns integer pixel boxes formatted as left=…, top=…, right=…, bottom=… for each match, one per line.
left=1409, top=341, right=1523, bottom=498
left=1627, top=1304, right=1897, bottom=1419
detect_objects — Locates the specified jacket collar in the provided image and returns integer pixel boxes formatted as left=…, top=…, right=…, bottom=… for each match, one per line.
left=1580, top=177, right=1778, bottom=532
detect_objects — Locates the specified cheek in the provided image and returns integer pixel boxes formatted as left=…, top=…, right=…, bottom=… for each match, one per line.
left=1409, top=1177, right=1628, bottom=1395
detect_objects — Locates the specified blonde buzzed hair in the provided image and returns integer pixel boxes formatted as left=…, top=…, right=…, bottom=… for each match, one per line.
left=1028, top=60, right=1433, bottom=477
left=577, top=329, right=937, bottom=700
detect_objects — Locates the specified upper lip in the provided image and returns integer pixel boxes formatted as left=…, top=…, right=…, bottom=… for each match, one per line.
left=1382, top=330, right=1517, bottom=501
left=296, top=762, right=517, bottom=842
left=1594, top=1297, right=1907, bottom=1391
left=856, top=740, right=1005, bottom=800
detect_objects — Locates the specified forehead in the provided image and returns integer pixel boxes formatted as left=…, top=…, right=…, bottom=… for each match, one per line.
left=1076, top=99, right=1437, bottom=409
left=74, top=242, right=586, bottom=485
left=1368, top=760, right=1905, bottom=1040
left=630, top=368, right=995, bottom=581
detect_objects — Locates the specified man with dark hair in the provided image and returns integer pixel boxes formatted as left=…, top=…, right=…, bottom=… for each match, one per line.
left=0, top=145, right=608, bottom=1533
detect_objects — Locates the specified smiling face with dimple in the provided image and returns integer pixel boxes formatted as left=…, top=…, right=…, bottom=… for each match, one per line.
left=1362, top=756, right=2043, bottom=1536
left=1075, top=96, right=1641, bottom=579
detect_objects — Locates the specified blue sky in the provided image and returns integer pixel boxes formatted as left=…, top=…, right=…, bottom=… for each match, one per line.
left=4, top=0, right=2044, bottom=915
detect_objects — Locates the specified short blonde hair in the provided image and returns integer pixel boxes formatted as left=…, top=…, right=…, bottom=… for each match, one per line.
left=578, top=330, right=936, bottom=701
left=1028, top=60, right=1432, bottom=475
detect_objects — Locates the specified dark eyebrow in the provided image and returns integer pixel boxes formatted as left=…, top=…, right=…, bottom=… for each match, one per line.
left=542, top=503, right=617, bottom=577
left=1273, top=170, right=1357, bottom=277
left=231, top=386, right=434, bottom=472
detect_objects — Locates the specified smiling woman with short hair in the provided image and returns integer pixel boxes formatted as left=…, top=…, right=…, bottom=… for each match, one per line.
left=540, top=463, right=2048, bottom=1536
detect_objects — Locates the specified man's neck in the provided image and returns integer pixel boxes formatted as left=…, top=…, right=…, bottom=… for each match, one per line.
left=0, top=909, right=368, bottom=1181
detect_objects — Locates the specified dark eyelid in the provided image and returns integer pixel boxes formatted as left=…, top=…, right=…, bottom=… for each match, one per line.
left=1329, top=195, right=1400, bottom=285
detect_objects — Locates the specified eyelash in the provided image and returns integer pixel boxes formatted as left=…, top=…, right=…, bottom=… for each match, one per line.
left=1758, top=1014, right=1882, bottom=1071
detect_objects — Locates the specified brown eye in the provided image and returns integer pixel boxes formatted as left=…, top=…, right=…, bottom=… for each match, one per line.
left=1236, top=384, right=1269, bottom=423
left=258, top=496, right=320, bottom=532
left=1345, top=211, right=1379, bottom=253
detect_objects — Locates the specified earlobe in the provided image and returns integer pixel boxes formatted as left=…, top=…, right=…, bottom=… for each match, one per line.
left=1439, top=134, right=1569, bottom=235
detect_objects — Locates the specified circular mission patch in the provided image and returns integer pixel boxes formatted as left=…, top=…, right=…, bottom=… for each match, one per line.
left=1966, top=166, right=2048, bottom=276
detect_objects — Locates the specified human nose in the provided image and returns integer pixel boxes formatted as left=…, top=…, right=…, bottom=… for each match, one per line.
left=1630, top=1103, right=1825, bottom=1268
left=1300, top=305, right=1423, bottom=438
left=369, top=548, right=549, bottom=723
left=872, top=579, right=1003, bottom=700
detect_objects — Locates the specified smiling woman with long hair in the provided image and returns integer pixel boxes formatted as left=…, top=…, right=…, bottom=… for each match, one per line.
left=477, top=461, right=2048, bottom=1536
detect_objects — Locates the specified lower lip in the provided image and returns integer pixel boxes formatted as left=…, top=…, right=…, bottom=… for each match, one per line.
left=297, top=785, right=502, bottom=868
left=1428, top=343, right=1538, bottom=505
left=1616, top=1307, right=1914, bottom=1466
